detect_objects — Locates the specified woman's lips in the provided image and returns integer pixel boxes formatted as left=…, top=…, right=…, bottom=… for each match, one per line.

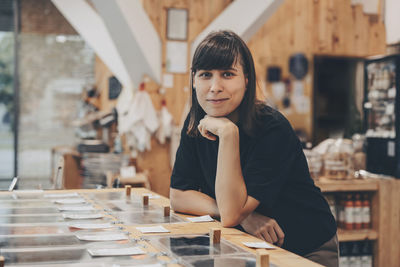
left=207, top=98, right=229, bottom=104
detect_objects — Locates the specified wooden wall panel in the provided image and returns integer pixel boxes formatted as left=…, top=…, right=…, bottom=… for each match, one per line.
left=248, top=0, right=314, bottom=137
left=312, top=0, right=385, bottom=56
left=95, top=56, right=117, bottom=112
left=352, top=5, right=370, bottom=55
left=247, top=0, right=386, bottom=139
left=376, top=179, right=400, bottom=267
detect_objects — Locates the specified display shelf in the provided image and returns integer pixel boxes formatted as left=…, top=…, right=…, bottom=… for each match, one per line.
left=315, top=178, right=379, bottom=192
left=315, top=178, right=400, bottom=266
left=337, top=228, right=378, bottom=242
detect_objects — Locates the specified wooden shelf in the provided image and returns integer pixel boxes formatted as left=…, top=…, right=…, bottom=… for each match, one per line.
left=337, top=228, right=378, bottom=242
left=315, top=178, right=379, bottom=192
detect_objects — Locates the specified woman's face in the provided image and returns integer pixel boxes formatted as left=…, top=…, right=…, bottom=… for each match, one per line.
left=193, top=62, right=247, bottom=120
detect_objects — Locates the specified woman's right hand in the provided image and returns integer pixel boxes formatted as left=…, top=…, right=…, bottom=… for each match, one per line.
left=240, top=212, right=285, bottom=247
left=197, top=115, right=237, bottom=141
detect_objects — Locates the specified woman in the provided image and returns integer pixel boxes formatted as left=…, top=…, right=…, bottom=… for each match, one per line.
left=170, top=30, right=338, bottom=267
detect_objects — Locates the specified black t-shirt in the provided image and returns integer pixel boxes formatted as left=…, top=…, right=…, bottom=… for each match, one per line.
left=171, top=105, right=337, bottom=256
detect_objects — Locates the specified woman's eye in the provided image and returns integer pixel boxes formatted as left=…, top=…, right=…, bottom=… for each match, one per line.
left=223, top=72, right=234, bottom=78
left=199, top=72, right=211, bottom=78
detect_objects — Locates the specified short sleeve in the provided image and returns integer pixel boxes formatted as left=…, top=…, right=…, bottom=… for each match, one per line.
left=170, top=118, right=202, bottom=191
left=243, top=118, right=300, bottom=211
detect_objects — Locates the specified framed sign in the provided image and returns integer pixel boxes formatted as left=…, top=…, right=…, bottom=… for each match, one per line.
left=166, top=41, right=187, bottom=73
left=167, top=8, right=188, bottom=41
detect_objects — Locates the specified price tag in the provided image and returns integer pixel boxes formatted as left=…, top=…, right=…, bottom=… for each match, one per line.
left=136, top=225, right=169, bottom=233
left=15, top=190, right=44, bottom=193
left=69, top=223, right=113, bottom=229
left=62, top=213, right=103, bottom=220
left=76, top=233, right=128, bottom=241
left=58, top=205, right=96, bottom=211
left=55, top=198, right=87, bottom=204
left=187, top=215, right=214, bottom=223
left=242, top=241, right=276, bottom=249
left=88, top=247, right=145, bottom=256
left=44, top=193, right=80, bottom=198
left=142, top=193, right=161, bottom=199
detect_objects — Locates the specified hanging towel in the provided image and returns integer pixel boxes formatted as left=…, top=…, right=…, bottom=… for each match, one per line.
left=121, top=90, right=159, bottom=152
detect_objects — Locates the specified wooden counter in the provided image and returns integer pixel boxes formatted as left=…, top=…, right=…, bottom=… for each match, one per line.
left=315, top=177, right=379, bottom=192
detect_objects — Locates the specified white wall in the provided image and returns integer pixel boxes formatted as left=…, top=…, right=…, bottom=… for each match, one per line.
left=385, top=0, right=400, bottom=45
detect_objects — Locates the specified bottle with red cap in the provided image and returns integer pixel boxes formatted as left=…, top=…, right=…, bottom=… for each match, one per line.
left=362, top=193, right=371, bottom=229
left=344, top=193, right=354, bottom=230
left=354, top=193, right=363, bottom=230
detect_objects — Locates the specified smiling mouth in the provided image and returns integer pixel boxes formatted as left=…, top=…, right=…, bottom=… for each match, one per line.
left=207, top=98, right=229, bottom=103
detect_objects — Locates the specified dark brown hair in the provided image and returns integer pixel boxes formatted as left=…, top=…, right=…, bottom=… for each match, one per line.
left=187, top=30, right=262, bottom=137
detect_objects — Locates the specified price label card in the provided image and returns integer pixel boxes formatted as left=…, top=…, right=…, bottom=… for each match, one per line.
left=88, top=247, right=145, bottom=256
left=69, top=223, right=113, bottom=229
left=187, top=215, right=214, bottom=223
left=44, top=193, right=80, bottom=198
left=63, top=213, right=103, bottom=220
left=242, top=241, right=276, bottom=249
left=142, top=193, right=161, bottom=199
left=136, top=225, right=170, bottom=233
left=58, top=205, right=96, bottom=211
left=55, top=198, right=87, bottom=204
left=15, top=190, right=44, bottom=193
left=76, top=233, right=128, bottom=241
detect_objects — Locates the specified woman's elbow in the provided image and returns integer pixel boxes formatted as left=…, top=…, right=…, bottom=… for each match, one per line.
left=169, top=188, right=182, bottom=212
left=220, top=213, right=242, bottom=228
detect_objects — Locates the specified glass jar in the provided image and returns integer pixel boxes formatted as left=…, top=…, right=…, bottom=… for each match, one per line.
left=304, top=149, right=322, bottom=180
left=323, top=139, right=354, bottom=180
left=352, top=134, right=366, bottom=172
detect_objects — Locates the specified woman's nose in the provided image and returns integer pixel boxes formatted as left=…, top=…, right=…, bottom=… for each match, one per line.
left=210, top=77, right=223, bottom=93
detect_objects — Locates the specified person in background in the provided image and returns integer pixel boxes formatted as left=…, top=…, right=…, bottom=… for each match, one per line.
left=170, top=30, right=338, bottom=267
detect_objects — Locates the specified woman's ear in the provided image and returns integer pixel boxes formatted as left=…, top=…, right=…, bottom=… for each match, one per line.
left=245, top=77, right=248, bottom=89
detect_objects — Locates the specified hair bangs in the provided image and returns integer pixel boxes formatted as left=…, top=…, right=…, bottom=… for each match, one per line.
left=192, top=37, right=241, bottom=72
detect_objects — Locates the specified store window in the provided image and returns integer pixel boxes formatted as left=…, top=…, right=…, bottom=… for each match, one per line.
left=15, top=0, right=94, bottom=188
left=0, top=0, right=15, bottom=186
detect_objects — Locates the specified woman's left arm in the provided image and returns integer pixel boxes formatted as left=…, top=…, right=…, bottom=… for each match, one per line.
left=197, top=116, right=259, bottom=227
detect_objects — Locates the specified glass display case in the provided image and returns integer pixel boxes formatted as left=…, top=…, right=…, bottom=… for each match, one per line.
left=148, top=234, right=246, bottom=258
left=103, top=200, right=158, bottom=212
left=0, top=207, right=60, bottom=215
left=363, top=54, right=400, bottom=177
left=114, top=211, right=184, bottom=225
left=181, top=254, right=278, bottom=267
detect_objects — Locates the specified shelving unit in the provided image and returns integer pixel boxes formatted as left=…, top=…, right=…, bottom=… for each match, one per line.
left=315, top=178, right=379, bottom=192
left=315, top=178, right=400, bottom=267
left=337, top=229, right=378, bottom=242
